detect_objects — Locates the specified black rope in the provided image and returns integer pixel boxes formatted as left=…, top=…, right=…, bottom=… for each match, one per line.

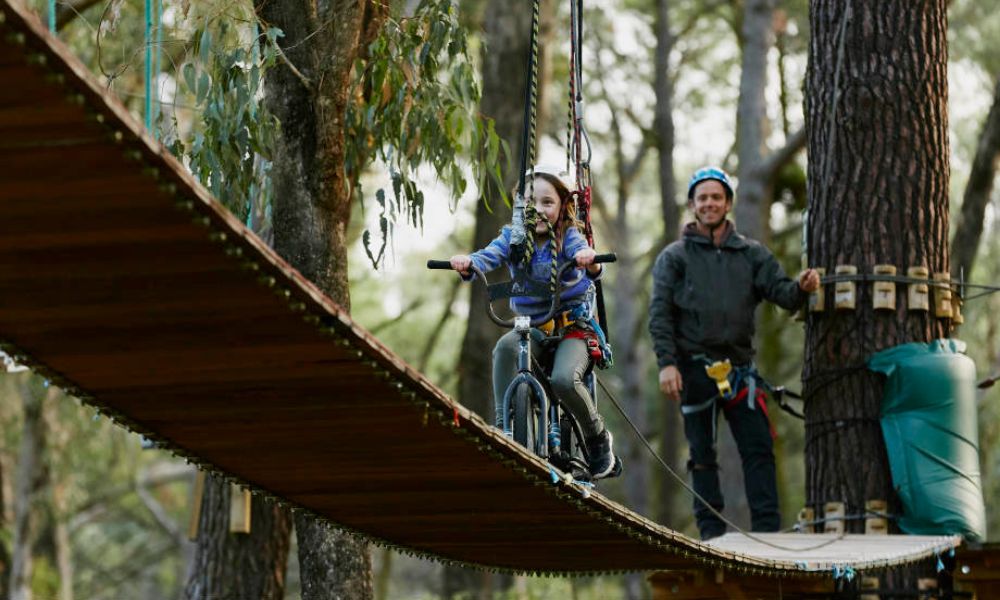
left=515, top=0, right=541, bottom=199
left=816, top=272, right=1000, bottom=301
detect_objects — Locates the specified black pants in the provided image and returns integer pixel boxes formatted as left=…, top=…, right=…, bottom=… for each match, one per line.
left=679, top=358, right=779, bottom=540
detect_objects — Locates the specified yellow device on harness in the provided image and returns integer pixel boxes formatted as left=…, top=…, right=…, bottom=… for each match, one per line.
left=705, top=359, right=733, bottom=398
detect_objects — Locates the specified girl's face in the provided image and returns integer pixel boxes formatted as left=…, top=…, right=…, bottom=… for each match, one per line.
left=531, top=177, right=562, bottom=234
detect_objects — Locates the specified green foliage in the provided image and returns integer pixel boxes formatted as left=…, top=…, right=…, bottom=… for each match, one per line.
left=166, top=7, right=281, bottom=225
left=348, top=0, right=508, bottom=268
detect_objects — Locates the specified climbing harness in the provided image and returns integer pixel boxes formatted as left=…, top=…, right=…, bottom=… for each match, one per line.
left=680, top=357, right=808, bottom=441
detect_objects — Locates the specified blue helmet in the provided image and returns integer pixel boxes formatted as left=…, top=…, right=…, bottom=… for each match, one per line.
left=687, top=166, right=734, bottom=200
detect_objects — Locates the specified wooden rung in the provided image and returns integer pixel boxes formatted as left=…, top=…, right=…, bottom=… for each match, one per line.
left=865, top=499, right=888, bottom=535
left=229, top=484, right=252, bottom=534
left=873, top=265, right=896, bottom=311
left=860, top=576, right=880, bottom=600
left=908, top=266, right=930, bottom=311
left=834, top=266, right=856, bottom=310
left=824, top=501, right=845, bottom=535
left=188, top=470, right=206, bottom=540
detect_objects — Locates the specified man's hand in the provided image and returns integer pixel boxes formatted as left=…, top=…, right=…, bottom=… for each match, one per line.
left=659, top=365, right=683, bottom=402
left=450, top=255, right=472, bottom=277
left=573, top=247, right=602, bottom=275
left=798, top=268, right=821, bottom=293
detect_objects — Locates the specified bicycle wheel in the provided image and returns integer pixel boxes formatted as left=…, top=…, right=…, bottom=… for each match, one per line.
left=511, top=382, right=539, bottom=453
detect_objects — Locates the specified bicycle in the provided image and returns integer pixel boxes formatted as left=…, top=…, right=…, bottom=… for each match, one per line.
left=428, top=254, right=621, bottom=481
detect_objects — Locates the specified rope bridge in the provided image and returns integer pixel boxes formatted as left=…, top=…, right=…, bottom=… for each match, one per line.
left=0, top=0, right=960, bottom=578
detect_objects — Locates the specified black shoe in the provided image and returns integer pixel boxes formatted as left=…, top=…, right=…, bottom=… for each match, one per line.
left=586, top=430, right=617, bottom=479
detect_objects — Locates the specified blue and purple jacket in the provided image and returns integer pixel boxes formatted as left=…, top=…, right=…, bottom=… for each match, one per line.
left=469, top=226, right=600, bottom=320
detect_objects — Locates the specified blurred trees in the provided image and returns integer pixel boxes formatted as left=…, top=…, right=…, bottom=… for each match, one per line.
left=3, top=0, right=1000, bottom=598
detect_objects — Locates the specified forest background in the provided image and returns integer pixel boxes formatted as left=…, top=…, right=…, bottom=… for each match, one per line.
left=1, top=0, right=999, bottom=599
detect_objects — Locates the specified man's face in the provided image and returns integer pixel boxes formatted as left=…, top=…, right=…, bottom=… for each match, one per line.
left=532, top=177, right=561, bottom=234
left=690, top=180, right=731, bottom=229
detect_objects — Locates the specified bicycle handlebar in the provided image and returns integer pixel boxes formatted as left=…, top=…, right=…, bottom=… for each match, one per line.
left=427, top=253, right=617, bottom=328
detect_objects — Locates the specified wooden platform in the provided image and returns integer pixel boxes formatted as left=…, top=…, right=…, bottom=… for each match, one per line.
left=0, top=0, right=964, bottom=576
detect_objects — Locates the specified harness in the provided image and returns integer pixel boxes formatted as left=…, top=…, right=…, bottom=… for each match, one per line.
left=537, top=303, right=613, bottom=369
left=680, top=356, right=776, bottom=439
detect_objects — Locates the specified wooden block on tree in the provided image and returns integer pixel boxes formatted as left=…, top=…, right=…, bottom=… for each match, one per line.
left=908, top=266, right=930, bottom=311
left=873, top=265, right=896, bottom=310
left=229, top=484, right=252, bottom=534
left=824, top=501, right=845, bottom=535
left=835, top=266, right=857, bottom=310
left=860, top=576, right=880, bottom=600
left=188, top=470, right=206, bottom=541
left=933, top=272, right=953, bottom=318
left=865, top=499, right=888, bottom=535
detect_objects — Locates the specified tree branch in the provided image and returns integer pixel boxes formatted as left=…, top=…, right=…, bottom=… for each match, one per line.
left=755, top=127, right=807, bottom=181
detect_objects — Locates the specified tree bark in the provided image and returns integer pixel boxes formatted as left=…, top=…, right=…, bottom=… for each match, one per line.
left=9, top=380, right=51, bottom=600
left=184, top=476, right=292, bottom=599
left=951, top=75, right=1000, bottom=282
left=254, top=2, right=388, bottom=598
left=653, top=0, right=683, bottom=529
left=805, top=0, right=950, bottom=587
left=733, top=0, right=775, bottom=243
left=456, top=2, right=534, bottom=422
left=445, top=4, right=537, bottom=596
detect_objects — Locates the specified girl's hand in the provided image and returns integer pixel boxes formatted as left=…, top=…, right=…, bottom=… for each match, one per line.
left=574, top=248, right=601, bottom=275
left=450, top=255, right=472, bottom=276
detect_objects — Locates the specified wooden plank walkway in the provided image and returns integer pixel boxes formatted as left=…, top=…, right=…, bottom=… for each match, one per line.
left=0, top=0, right=962, bottom=576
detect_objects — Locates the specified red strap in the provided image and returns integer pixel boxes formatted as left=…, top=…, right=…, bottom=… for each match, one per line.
left=722, top=388, right=776, bottom=439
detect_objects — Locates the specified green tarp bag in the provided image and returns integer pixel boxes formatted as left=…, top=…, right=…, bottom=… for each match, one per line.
left=868, top=339, right=986, bottom=541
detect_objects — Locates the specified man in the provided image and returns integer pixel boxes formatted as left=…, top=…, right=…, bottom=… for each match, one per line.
left=648, top=166, right=820, bottom=540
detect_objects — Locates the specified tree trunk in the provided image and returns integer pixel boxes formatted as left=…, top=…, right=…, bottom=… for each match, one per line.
left=184, top=476, right=292, bottom=599
left=733, top=0, right=775, bottom=243
left=9, top=379, right=50, bottom=600
left=456, top=2, right=535, bottom=422
left=653, top=0, right=683, bottom=529
left=445, top=4, right=537, bottom=596
left=805, top=0, right=950, bottom=587
left=52, top=483, right=73, bottom=600
left=256, top=2, right=388, bottom=598
left=951, top=74, right=1000, bottom=282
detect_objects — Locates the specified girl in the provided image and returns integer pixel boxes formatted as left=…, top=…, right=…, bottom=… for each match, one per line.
left=449, top=165, right=617, bottom=479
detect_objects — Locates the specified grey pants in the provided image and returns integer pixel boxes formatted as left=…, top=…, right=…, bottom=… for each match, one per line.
left=491, top=329, right=605, bottom=440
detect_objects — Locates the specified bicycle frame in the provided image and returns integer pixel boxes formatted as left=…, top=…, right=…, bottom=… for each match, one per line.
left=499, top=315, right=550, bottom=457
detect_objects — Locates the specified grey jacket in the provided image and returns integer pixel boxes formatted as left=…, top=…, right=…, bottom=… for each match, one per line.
left=648, top=221, right=806, bottom=368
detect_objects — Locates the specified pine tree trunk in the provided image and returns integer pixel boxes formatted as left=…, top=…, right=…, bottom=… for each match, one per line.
left=804, top=0, right=950, bottom=587
left=445, top=4, right=536, bottom=596
left=184, top=476, right=292, bottom=600
left=456, top=2, right=535, bottom=421
left=653, top=0, right=684, bottom=529
left=9, top=379, right=49, bottom=600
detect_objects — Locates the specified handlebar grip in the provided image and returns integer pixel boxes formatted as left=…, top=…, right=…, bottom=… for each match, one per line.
left=427, top=260, right=453, bottom=270
left=594, top=253, right=617, bottom=264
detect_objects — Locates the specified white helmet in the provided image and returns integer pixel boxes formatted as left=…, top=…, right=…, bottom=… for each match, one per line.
left=525, top=163, right=574, bottom=191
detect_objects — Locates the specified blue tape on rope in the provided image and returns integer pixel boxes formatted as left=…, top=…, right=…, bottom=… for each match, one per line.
left=549, top=466, right=559, bottom=484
